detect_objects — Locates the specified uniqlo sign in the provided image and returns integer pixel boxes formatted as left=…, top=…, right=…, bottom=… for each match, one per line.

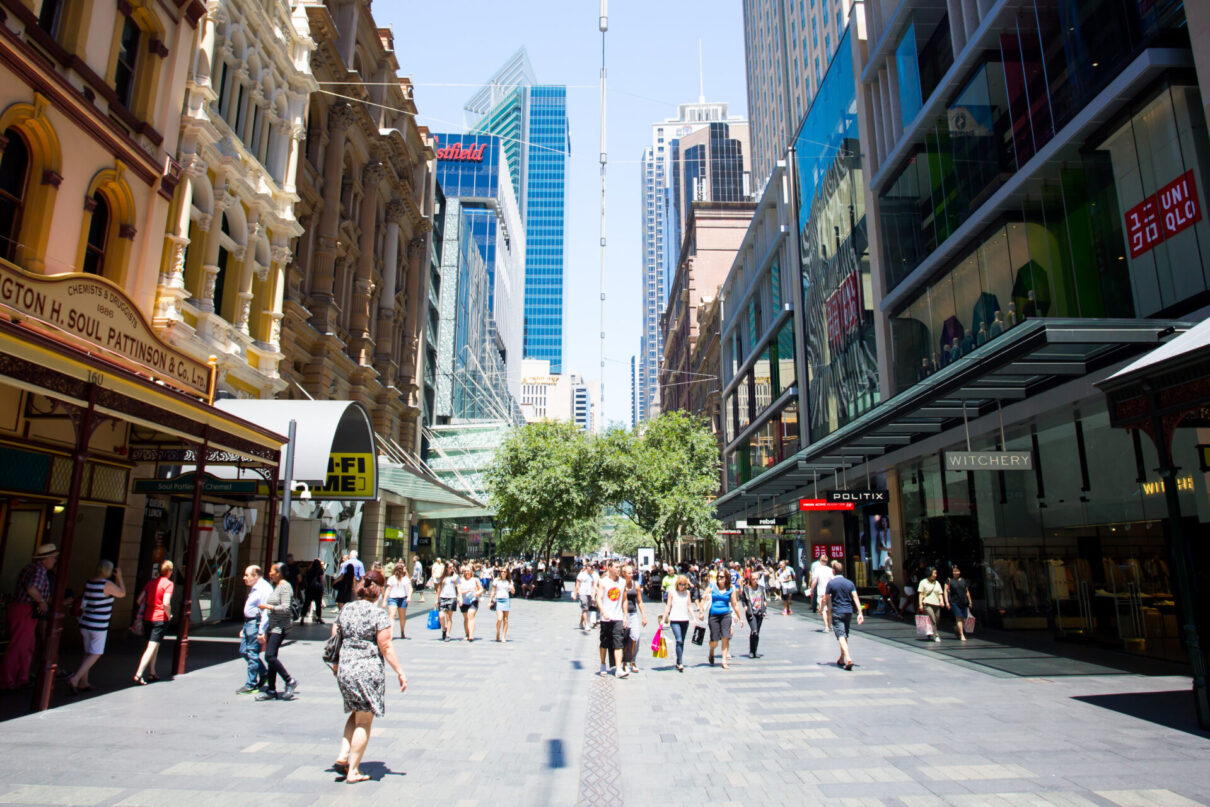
left=812, top=544, right=845, bottom=559
left=1125, top=170, right=1202, bottom=258
left=824, top=272, right=863, bottom=347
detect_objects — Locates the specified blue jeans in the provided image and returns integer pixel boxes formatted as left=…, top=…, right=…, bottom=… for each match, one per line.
left=241, top=619, right=265, bottom=687
left=668, top=621, right=688, bottom=666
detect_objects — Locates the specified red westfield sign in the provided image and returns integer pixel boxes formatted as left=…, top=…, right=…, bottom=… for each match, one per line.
left=1125, top=170, right=1202, bottom=258
left=434, top=139, right=487, bottom=163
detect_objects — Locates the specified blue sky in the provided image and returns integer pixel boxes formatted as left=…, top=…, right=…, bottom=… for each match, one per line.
left=376, top=0, right=749, bottom=428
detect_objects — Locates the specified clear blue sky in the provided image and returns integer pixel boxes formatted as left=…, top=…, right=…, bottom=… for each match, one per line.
left=376, top=0, right=749, bottom=428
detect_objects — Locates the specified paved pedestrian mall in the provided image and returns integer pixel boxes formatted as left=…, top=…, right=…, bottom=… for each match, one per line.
left=0, top=599, right=1208, bottom=806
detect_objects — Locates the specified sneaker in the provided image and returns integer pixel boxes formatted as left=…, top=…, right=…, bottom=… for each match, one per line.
left=617, top=669, right=630, bottom=679
left=236, top=686, right=259, bottom=695
left=255, top=690, right=278, bottom=701
left=933, top=635, right=942, bottom=643
left=282, top=679, right=298, bottom=700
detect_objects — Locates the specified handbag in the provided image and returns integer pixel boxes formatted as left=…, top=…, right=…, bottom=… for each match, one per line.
left=654, top=636, right=668, bottom=658
left=427, top=608, right=441, bottom=630
left=322, top=625, right=342, bottom=666
left=650, top=625, right=663, bottom=653
left=490, top=599, right=497, bottom=611
left=691, top=625, right=705, bottom=646
left=915, top=613, right=934, bottom=636
left=964, top=614, right=976, bottom=634
left=290, top=596, right=302, bottom=622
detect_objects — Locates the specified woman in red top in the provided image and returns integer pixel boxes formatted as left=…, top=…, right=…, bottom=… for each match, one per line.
left=134, top=560, right=174, bottom=685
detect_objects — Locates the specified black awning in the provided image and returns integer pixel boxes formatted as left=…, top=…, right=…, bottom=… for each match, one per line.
left=715, top=318, right=1189, bottom=520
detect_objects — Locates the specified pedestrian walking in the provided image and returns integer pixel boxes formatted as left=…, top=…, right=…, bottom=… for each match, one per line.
left=826, top=560, right=863, bottom=670
left=256, top=562, right=299, bottom=701
left=492, top=568, right=515, bottom=642
left=945, top=565, right=971, bottom=641
left=917, top=567, right=945, bottom=642
left=133, top=560, right=174, bottom=685
left=574, top=563, right=595, bottom=631
left=301, top=558, right=326, bottom=624
left=457, top=565, right=482, bottom=641
left=67, top=560, right=126, bottom=693
left=777, top=560, right=797, bottom=615
left=620, top=564, right=647, bottom=675
left=702, top=566, right=744, bottom=669
left=236, top=565, right=271, bottom=695
left=660, top=574, right=694, bottom=672
left=809, top=555, right=835, bottom=631
left=331, top=570, right=406, bottom=784
left=0, top=543, right=59, bottom=690
left=596, top=561, right=626, bottom=677
left=435, top=562, right=458, bottom=640
left=384, top=564, right=412, bottom=639
left=412, top=555, right=425, bottom=603
left=739, top=571, right=767, bottom=659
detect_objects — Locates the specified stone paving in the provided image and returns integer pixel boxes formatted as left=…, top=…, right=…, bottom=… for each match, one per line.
left=0, top=595, right=1207, bottom=806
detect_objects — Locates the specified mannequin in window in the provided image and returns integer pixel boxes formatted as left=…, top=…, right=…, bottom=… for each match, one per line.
left=989, top=310, right=1005, bottom=339
left=947, top=337, right=962, bottom=365
left=1006, top=302, right=1017, bottom=328
left=976, top=320, right=990, bottom=347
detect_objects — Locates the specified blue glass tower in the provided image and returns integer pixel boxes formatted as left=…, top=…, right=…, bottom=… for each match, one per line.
left=466, top=50, right=569, bottom=374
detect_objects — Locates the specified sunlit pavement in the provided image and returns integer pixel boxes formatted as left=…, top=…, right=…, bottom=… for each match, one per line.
left=0, top=596, right=1208, bottom=806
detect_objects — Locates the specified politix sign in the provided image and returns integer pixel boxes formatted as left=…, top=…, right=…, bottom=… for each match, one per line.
left=433, top=136, right=487, bottom=162
left=0, top=262, right=210, bottom=395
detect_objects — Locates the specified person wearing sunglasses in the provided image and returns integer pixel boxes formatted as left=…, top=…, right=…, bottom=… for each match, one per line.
left=660, top=575, right=694, bottom=672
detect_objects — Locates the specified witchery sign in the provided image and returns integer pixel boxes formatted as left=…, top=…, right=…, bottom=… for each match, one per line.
left=945, top=451, right=1033, bottom=471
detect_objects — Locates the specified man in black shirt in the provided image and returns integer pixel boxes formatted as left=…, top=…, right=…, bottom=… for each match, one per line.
left=825, top=560, right=863, bottom=671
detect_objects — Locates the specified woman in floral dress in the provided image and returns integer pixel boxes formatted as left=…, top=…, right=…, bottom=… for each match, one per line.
left=331, top=570, right=407, bottom=783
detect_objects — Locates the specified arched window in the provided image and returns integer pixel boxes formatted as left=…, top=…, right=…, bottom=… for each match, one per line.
left=0, top=128, right=30, bottom=264
left=214, top=214, right=231, bottom=316
left=82, top=192, right=109, bottom=275
left=113, top=15, right=141, bottom=108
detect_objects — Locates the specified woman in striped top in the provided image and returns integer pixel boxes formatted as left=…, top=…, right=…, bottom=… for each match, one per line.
left=68, top=560, right=126, bottom=693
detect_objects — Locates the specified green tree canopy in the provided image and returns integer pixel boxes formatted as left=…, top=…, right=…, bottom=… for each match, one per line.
left=486, top=420, right=601, bottom=562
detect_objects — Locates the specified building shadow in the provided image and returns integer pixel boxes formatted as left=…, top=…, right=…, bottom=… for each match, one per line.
left=1072, top=690, right=1210, bottom=739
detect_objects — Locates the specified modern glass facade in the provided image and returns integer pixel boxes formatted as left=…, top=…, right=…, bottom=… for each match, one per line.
left=793, top=28, right=878, bottom=441
left=433, top=133, right=501, bottom=199
left=523, top=85, right=568, bottom=373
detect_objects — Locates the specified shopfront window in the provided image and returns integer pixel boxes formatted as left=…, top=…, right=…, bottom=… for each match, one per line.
left=753, top=346, right=773, bottom=421
left=773, top=318, right=796, bottom=397
left=879, top=0, right=1189, bottom=293
left=895, top=24, right=923, bottom=128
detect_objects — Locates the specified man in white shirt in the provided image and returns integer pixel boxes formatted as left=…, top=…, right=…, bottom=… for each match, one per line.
left=574, top=564, right=595, bottom=631
left=777, top=560, right=797, bottom=615
left=596, top=561, right=627, bottom=677
left=809, top=553, right=835, bottom=632
left=237, top=565, right=272, bottom=694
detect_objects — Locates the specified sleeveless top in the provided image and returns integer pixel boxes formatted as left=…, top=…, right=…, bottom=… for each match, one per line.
left=709, top=583, right=731, bottom=615
left=626, top=587, right=639, bottom=615
left=80, top=578, right=114, bottom=631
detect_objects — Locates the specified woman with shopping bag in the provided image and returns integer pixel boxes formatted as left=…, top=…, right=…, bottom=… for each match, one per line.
left=917, top=567, right=945, bottom=642
left=620, top=565, right=647, bottom=675
left=660, top=574, right=695, bottom=672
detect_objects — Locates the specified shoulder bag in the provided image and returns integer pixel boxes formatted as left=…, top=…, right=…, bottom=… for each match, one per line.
left=322, top=622, right=342, bottom=667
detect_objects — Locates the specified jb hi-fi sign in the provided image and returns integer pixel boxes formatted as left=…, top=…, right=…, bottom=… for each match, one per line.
left=434, top=138, right=486, bottom=162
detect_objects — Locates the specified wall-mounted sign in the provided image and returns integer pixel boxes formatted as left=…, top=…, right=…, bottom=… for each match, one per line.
left=310, top=453, right=376, bottom=498
left=812, top=543, right=845, bottom=559
left=944, top=451, right=1033, bottom=471
left=799, top=498, right=855, bottom=511
left=1125, top=170, right=1202, bottom=258
left=737, top=517, right=787, bottom=529
left=826, top=490, right=887, bottom=504
left=434, top=139, right=486, bottom=162
left=825, top=271, right=864, bottom=348
left=717, top=530, right=743, bottom=535
left=0, top=263, right=210, bottom=394
left=133, top=472, right=257, bottom=495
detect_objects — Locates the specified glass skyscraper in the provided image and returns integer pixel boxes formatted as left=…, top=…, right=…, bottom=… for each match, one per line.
left=467, top=50, right=569, bottom=374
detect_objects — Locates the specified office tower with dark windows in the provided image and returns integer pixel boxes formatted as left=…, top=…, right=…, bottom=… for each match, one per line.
left=637, top=102, right=751, bottom=423
left=743, top=0, right=855, bottom=186
left=466, top=49, right=570, bottom=374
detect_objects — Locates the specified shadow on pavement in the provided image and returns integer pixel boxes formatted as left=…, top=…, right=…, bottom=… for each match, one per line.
left=1072, top=690, right=1210, bottom=739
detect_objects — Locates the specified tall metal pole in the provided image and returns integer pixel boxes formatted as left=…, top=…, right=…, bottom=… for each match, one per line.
left=277, top=419, right=297, bottom=564
left=599, top=0, right=608, bottom=429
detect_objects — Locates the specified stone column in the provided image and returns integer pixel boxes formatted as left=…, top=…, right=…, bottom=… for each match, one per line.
left=350, top=161, right=384, bottom=363
left=234, top=223, right=261, bottom=333
left=375, top=201, right=403, bottom=381
left=199, top=189, right=232, bottom=313
left=310, top=103, right=355, bottom=333
left=154, top=156, right=202, bottom=327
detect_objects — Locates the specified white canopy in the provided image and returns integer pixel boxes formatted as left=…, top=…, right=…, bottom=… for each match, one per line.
left=1104, top=318, right=1210, bottom=385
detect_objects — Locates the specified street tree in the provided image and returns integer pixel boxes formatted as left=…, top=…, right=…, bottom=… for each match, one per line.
left=487, top=420, right=602, bottom=563
left=608, top=410, right=721, bottom=561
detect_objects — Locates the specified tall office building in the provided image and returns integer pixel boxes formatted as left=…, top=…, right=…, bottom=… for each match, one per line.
left=743, top=0, right=854, bottom=185
left=637, top=102, right=751, bottom=423
left=466, top=49, right=570, bottom=373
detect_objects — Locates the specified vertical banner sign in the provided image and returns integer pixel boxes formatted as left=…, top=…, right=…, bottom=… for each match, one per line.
left=1126, top=170, right=1201, bottom=258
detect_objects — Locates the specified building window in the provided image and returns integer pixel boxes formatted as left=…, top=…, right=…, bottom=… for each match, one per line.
left=113, top=15, right=141, bottom=108
left=37, top=0, right=63, bottom=38
left=0, top=128, right=30, bottom=264
left=82, top=192, right=109, bottom=275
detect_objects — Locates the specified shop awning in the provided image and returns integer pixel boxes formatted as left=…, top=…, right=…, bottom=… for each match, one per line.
left=378, top=461, right=488, bottom=519
left=215, top=400, right=377, bottom=498
left=1098, top=316, right=1210, bottom=435
left=715, top=318, right=1190, bottom=521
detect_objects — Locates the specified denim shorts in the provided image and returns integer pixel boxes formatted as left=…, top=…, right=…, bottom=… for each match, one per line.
left=388, top=597, right=408, bottom=609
